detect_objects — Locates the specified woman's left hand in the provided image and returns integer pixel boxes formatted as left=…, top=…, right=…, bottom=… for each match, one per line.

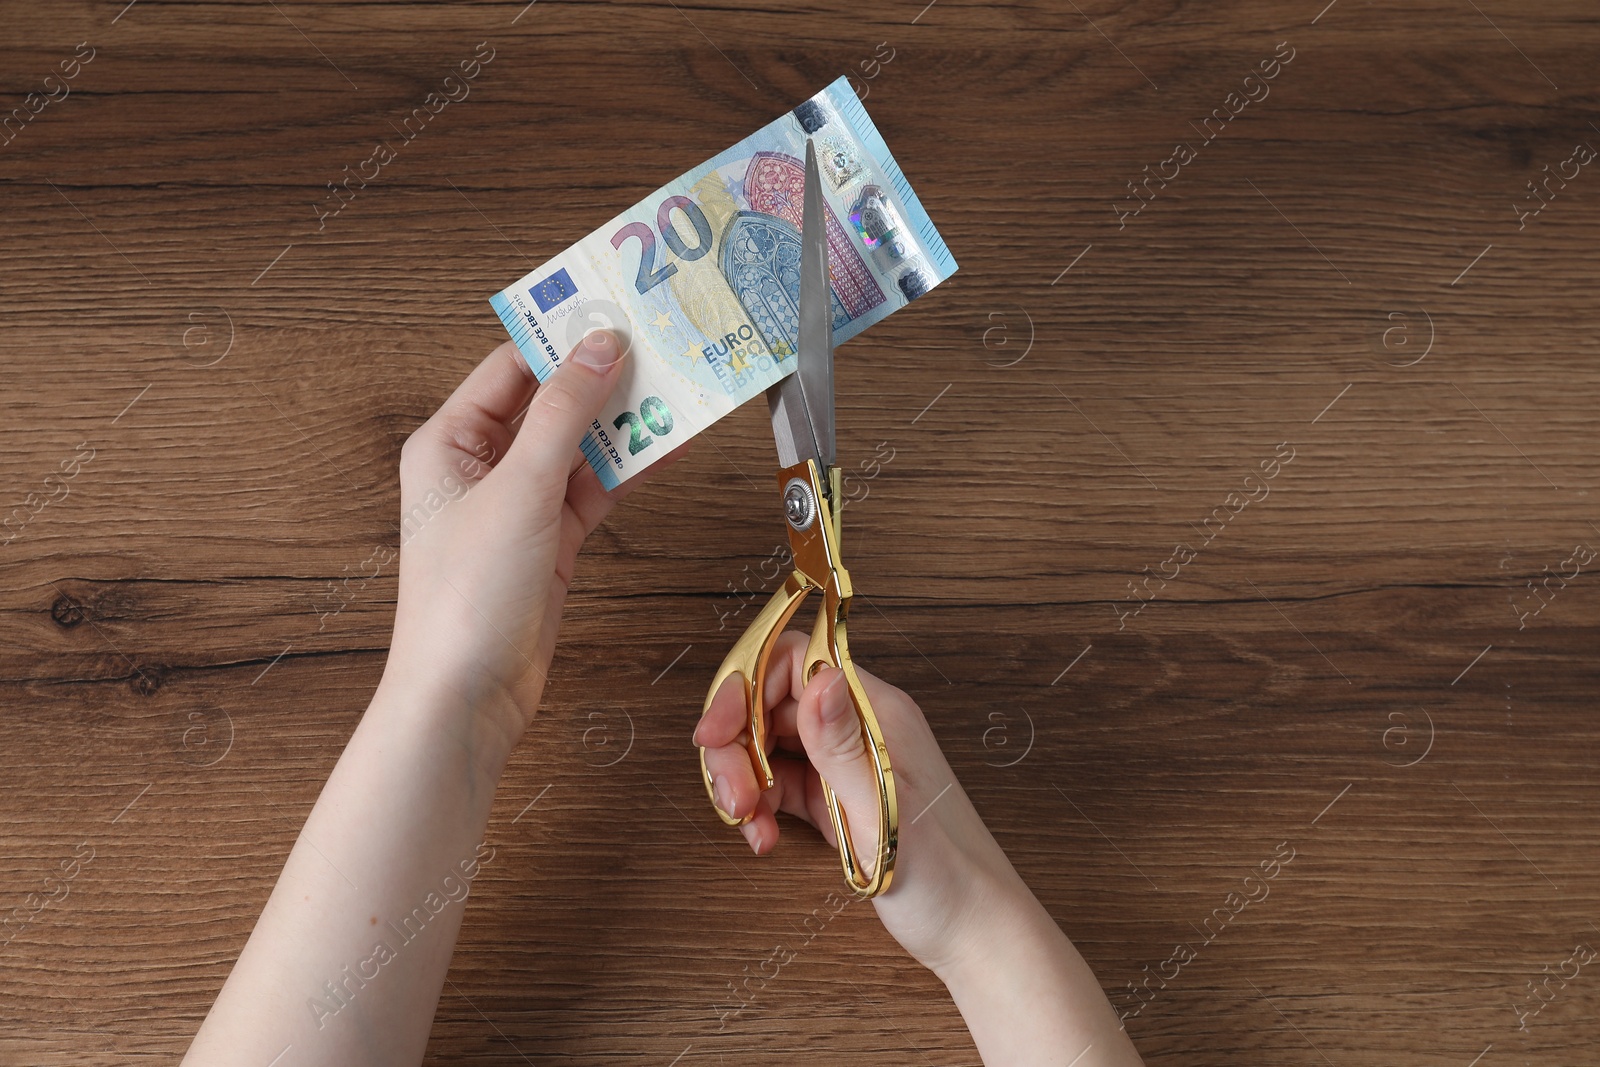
left=382, top=330, right=679, bottom=754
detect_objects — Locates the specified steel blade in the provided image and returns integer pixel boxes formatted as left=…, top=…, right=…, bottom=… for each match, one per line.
left=795, top=138, right=836, bottom=467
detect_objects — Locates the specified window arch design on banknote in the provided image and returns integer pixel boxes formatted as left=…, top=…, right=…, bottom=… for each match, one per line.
left=720, top=210, right=850, bottom=364
left=743, top=151, right=884, bottom=320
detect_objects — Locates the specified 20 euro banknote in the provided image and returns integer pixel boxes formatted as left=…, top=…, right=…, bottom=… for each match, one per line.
left=488, top=75, right=958, bottom=489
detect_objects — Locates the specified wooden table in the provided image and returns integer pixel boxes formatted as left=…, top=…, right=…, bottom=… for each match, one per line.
left=3, top=1, right=1596, bottom=1062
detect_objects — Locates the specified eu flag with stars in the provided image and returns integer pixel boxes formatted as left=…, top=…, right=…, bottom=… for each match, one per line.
left=530, top=268, right=577, bottom=312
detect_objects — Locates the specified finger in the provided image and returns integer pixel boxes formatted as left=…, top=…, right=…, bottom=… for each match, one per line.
left=546, top=438, right=695, bottom=599
left=693, top=629, right=808, bottom=825
left=796, top=665, right=882, bottom=878
left=461, top=340, right=537, bottom=426
left=694, top=673, right=751, bottom=750
left=739, top=795, right=780, bottom=855
left=500, top=330, right=625, bottom=498
left=804, top=763, right=838, bottom=849
left=767, top=757, right=824, bottom=831
left=747, top=629, right=813, bottom=745
left=564, top=436, right=693, bottom=537
left=691, top=703, right=784, bottom=825
left=694, top=673, right=764, bottom=822
left=691, top=629, right=809, bottom=750
left=769, top=694, right=801, bottom=744
left=402, top=341, right=534, bottom=489
left=736, top=756, right=820, bottom=854
left=701, top=734, right=763, bottom=823
left=763, top=629, right=810, bottom=715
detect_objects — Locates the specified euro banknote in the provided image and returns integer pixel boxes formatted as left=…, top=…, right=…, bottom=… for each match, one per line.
left=489, top=75, right=958, bottom=489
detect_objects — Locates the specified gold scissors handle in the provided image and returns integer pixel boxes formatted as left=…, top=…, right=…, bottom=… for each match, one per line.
left=697, top=460, right=898, bottom=898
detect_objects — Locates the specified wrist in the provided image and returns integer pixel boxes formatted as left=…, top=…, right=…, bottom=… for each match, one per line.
left=930, top=866, right=1058, bottom=987
left=933, top=875, right=1142, bottom=1066
left=372, top=656, right=524, bottom=789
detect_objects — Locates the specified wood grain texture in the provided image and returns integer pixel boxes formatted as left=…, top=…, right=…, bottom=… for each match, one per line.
left=2, top=0, right=1597, bottom=1062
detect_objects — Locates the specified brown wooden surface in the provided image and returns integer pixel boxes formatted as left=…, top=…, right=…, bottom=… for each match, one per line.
left=3, top=0, right=1598, bottom=1063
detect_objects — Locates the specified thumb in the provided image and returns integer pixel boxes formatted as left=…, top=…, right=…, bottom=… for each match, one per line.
left=505, top=329, right=624, bottom=490
left=798, top=665, right=883, bottom=873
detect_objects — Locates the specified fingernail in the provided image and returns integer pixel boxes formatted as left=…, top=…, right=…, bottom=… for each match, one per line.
left=576, top=330, right=620, bottom=368
left=740, top=820, right=762, bottom=853
left=714, top=774, right=733, bottom=816
left=819, top=671, right=851, bottom=725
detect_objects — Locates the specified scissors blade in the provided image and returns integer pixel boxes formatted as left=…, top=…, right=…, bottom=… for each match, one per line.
left=767, top=138, right=836, bottom=471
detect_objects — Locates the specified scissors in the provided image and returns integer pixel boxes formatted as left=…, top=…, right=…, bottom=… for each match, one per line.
left=696, top=139, right=898, bottom=899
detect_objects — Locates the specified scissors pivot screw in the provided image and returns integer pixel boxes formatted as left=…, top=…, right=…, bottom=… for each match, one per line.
left=783, top=478, right=815, bottom=531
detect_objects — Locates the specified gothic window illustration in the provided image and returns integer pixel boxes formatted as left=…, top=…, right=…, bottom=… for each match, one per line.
left=719, top=210, right=848, bottom=357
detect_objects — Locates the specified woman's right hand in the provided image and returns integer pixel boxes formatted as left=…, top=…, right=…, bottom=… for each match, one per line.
left=694, top=631, right=1030, bottom=975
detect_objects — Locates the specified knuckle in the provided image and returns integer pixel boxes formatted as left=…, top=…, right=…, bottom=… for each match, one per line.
left=398, top=426, right=430, bottom=479
left=818, top=715, right=867, bottom=766
left=448, top=424, right=498, bottom=468
left=532, top=377, right=589, bottom=422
